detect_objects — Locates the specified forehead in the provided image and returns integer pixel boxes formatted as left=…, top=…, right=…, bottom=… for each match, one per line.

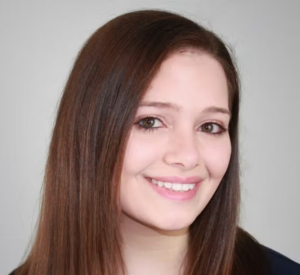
left=142, top=52, right=229, bottom=110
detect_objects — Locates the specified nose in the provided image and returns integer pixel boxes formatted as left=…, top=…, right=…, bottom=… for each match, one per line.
left=163, top=130, right=200, bottom=171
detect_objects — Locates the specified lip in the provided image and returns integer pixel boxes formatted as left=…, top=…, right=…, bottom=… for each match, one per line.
left=145, top=176, right=201, bottom=201
left=147, top=175, right=202, bottom=184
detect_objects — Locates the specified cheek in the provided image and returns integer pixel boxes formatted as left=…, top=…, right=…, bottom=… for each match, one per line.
left=203, top=137, right=231, bottom=179
left=122, top=131, right=162, bottom=175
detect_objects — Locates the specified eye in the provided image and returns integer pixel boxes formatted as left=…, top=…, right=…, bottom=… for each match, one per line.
left=199, top=122, right=226, bottom=135
left=135, top=116, right=163, bottom=131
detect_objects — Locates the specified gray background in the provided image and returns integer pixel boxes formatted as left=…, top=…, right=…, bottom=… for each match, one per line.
left=1, top=0, right=299, bottom=274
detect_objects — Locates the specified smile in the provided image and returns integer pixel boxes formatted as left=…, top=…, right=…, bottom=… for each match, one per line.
left=147, top=177, right=196, bottom=192
left=145, top=177, right=200, bottom=201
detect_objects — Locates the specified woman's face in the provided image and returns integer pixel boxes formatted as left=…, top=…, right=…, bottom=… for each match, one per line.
left=120, top=51, right=231, bottom=232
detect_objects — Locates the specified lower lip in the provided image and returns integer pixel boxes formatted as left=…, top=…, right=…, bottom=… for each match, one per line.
left=145, top=177, right=201, bottom=201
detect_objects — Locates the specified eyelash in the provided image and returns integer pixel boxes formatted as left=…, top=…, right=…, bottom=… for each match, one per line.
left=134, top=116, right=228, bottom=136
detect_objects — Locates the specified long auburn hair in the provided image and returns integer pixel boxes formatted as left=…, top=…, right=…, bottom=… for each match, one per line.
left=15, top=9, right=270, bottom=275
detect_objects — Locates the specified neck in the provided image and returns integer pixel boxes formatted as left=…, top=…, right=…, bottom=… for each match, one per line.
left=120, top=214, right=189, bottom=275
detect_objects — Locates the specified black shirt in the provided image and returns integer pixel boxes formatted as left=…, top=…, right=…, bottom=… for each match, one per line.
left=264, top=246, right=300, bottom=274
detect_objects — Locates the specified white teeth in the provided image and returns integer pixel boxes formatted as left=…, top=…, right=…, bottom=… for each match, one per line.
left=149, top=178, right=196, bottom=192
left=189, top=184, right=195, bottom=190
left=182, top=184, right=190, bottom=191
left=164, top=182, right=172, bottom=189
left=172, top=183, right=182, bottom=191
left=152, top=179, right=158, bottom=184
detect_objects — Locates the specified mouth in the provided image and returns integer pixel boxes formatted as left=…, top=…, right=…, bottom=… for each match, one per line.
left=145, top=177, right=201, bottom=201
left=146, top=177, right=196, bottom=192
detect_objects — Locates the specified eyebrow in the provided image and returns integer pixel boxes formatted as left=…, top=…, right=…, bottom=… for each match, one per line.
left=138, top=101, right=231, bottom=116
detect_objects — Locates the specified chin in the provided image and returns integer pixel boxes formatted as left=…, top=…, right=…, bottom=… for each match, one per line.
left=145, top=215, right=197, bottom=233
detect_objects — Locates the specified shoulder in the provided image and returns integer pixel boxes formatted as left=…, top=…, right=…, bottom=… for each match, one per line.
left=234, top=227, right=299, bottom=275
left=263, top=246, right=300, bottom=275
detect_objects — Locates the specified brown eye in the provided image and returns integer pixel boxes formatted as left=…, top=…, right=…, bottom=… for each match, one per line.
left=200, top=123, right=224, bottom=134
left=202, top=123, right=214, bottom=133
left=137, top=117, right=163, bottom=130
left=140, top=118, right=156, bottom=128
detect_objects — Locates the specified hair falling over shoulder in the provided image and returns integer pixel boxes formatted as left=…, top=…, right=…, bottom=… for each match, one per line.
left=14, top=9, right=271, bottom=275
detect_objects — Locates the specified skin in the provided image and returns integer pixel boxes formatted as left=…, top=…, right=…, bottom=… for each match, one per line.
left=120, top=51, right=232, bottom=275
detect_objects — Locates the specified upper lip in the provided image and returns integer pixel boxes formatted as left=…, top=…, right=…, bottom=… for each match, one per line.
left=146, top=176, right=202, bottom=184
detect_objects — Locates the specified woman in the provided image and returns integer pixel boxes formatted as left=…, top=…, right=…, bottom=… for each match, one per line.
left=10, top=9, right=300, bottom=275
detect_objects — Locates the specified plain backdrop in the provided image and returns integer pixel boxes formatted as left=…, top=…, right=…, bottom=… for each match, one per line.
left=1, top=0, right=299, bottom=274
